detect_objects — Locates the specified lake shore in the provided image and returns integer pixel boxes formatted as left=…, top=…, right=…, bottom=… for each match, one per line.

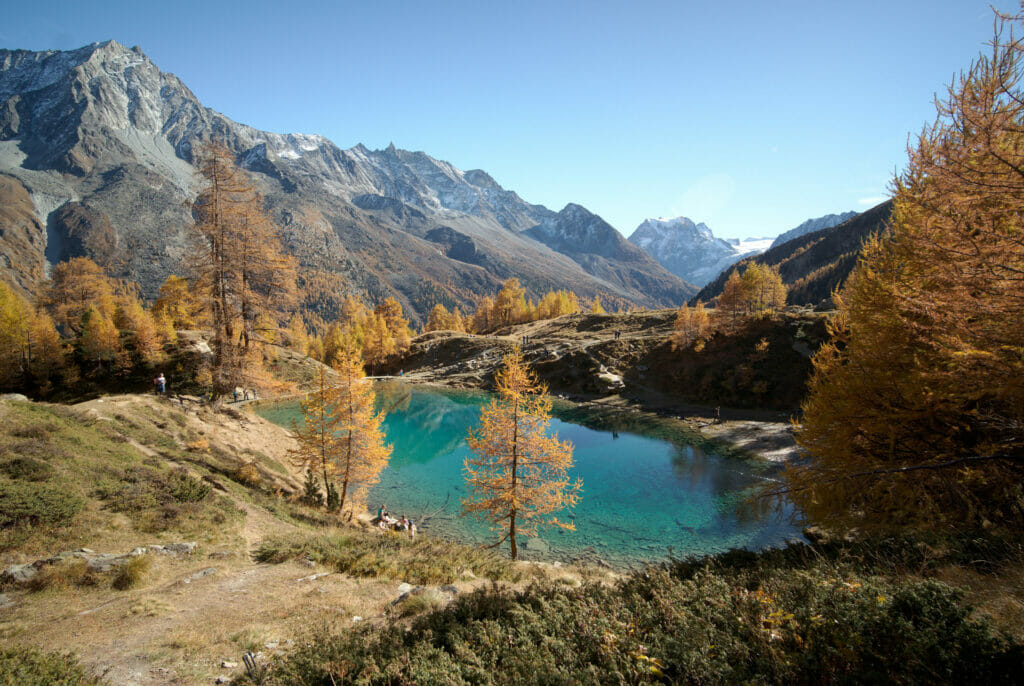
left=388, top=376, right=803, bottom=464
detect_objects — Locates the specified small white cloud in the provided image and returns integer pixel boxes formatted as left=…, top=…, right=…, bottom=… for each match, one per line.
left=858, top=195, right=888, bottom=205
left=770, top=146, right=778, bottom=153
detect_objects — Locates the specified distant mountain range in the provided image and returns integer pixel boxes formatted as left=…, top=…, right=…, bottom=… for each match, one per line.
left=0, top=41, right=695, bottom=323
left=769, top=211, right=858, bottom=248
left=625, top=212, right=857, bottom=288
left=693, top=201, right=893, bottom=306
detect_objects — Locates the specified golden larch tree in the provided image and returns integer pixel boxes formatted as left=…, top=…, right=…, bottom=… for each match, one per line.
left=672, top=301, right=711, bottom=350
left=290, top=364, right=341, bottom=509
left=463, top=349, right=581, bottom=559
left=78, top=306, right=122, bottom=371
left=493, top=278, right=527, bottom=327
left=188, top=142, right=297, bottom=398
left=471, top=295, right=495, bottom=333
left=0, top=281, right=65, bottom=393
left=783, top=11, right=1024, bottom=532
left=332, top=348, right=392, bottom=515
left=151, top=274, right=201, bottom=329
left=40, top=257, right=117, bottom=335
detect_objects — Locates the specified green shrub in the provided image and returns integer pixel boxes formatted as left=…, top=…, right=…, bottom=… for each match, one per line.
left=166, top=469, right=210, bottom=503
left=1, top=456, right=55, bottom=481
left=273, top=558, right=1023, bottom=685
left=9, top=424, right=57, bottom=440
left=0, top=645, right=104, bottom=685
left=0, top=482, right=83, bottom=528
left=300, top=470, right=323, bottom=507
left=112, top=555, right=152, bottom=590
left=98, top=465, right=209, bottom=514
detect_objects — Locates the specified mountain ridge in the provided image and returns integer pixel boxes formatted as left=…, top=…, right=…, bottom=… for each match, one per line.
left=0, top=40, right=695, bottom=322
left=692, top=200, right=894, bottom=306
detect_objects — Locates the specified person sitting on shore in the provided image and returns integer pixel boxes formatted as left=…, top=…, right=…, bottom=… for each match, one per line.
left=400, top=515, right=409, bottom=531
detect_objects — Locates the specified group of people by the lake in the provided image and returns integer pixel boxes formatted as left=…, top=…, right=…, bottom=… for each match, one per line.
left=231, top=387, right=258, bottom=402
left=376, top=503, right=416, bottom=538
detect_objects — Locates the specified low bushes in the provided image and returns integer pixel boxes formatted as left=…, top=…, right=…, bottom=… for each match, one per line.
left=0, top=481, right=83, bottom=528
left=0, top=646, right=104, bottom=685
left=272, top=541, right=1024, bottom=685
left=1, top=456, right=55, bottom=481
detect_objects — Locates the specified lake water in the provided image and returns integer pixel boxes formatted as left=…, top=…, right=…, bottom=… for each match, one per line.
left=257, top=383, right=799, bottom=568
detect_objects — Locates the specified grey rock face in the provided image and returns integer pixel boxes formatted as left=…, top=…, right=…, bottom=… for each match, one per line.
left=0, top=41, right=694, bottom=319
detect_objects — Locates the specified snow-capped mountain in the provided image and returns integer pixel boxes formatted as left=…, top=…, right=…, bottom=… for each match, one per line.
left=770, top=211, right=858, bottom=248
left=525, top=204, right=694, bottom=297
left=627, top=217, right=761, bottom=287
left=0, top=41, right=695, bottom=319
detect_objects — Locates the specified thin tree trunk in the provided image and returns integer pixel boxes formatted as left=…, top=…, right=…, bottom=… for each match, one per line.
left=509, top=395, right=519, bottom=560
left=339, top=384, right=353, bottom=512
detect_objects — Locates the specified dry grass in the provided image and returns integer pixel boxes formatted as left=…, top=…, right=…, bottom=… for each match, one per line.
left=112, top=555, right=152, bottom=590
left=935, top=561, right=1024, bottom=640
left=25, top=558, right=98, bottom=593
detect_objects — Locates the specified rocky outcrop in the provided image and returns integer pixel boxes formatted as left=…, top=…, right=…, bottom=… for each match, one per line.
left=1, top=542, right=196, bottom=586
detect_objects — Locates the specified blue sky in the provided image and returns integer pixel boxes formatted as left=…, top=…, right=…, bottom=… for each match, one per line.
left=2, top=1, right=1017, bottom=239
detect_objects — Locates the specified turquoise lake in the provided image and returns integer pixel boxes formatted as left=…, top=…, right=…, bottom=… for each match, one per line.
left=257, top=383, right=799, bottom=568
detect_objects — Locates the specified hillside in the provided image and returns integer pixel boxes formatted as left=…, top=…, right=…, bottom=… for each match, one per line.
left=693, top=201, right=893, bottom=306
left=4, top=337, right=1024, bottom=684
left=388, top=307, right=828, bottom=414
left=0, top=393, right=589, bottom=685
left=0, top=42, right=695, bottom=322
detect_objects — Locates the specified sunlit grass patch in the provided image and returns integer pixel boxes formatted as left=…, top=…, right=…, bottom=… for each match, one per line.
left=255, top=529, right=520, bottom=585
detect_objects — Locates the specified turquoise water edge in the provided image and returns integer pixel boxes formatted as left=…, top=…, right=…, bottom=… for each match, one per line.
left=257, top=383, right=799, bottom=568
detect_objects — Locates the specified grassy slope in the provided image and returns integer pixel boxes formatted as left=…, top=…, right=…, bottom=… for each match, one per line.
left=0, top=395, right=591, bottom=684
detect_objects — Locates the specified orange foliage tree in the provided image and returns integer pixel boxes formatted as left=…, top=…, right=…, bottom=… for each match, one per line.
left=290, top=364, right=341, bottom=509
left=672, top=300, right=711, bottom=351
left=783, top=12, right=1024, bottom=531
left=463, top=349, right=581, bottom=559
left=188, top=143, right=296, bottom=398
left=0, top=281, right=64, bottom=394
left=151, top=274, right=202, bottom=329
left=40, top=257, right=117, bottom=335
left=331, top=348, right=392, bottom=514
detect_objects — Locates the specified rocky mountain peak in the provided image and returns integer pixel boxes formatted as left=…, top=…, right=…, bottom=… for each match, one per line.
left=0, top=42, right=697, bottom=318
left=627, top=216, right=758, bottom=288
